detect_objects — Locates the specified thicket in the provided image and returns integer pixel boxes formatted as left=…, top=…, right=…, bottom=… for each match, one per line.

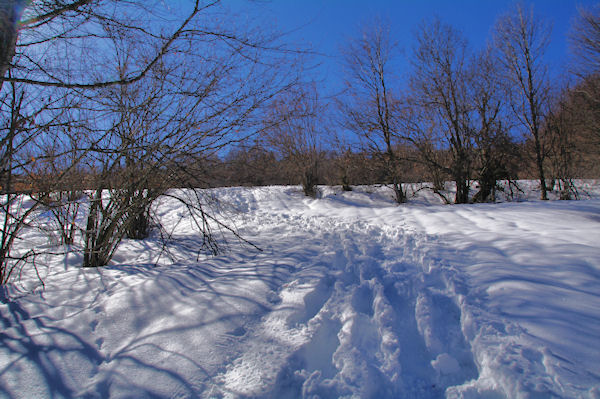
left=0, top=0, right=298, bottom=282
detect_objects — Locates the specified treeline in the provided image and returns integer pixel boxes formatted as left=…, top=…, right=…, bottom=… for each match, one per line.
left=188, top=100, right=600, bottom=193
left=228, top=5, right=599, bottom=203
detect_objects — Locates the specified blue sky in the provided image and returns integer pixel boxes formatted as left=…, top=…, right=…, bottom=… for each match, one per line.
left=228, top=0, right=597, bottom=93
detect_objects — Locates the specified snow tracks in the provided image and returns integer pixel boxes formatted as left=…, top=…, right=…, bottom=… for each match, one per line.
left=210, top=189, right=479, bottom=398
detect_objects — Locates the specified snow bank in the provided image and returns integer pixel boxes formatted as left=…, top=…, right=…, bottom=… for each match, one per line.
left=1, top=182, right=599, bottom=398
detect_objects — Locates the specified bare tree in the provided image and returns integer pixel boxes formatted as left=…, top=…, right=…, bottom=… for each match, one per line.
left=543, top=75, right=600, bottom=187
left=545, top=89, right=580, bottom=200
left=0, top=0, right=24, bottom=87
left=77, top=19, right=296, bottom=266
left=569, top=4, right=600, bottom=166
left=1, top=0, right=300, bottom=275
left=223, top=140, right=283, bottom=187
left=0, top=74, right=75, bottom=283
left=409, top=18, right=473, bottom=204
left=339, top=21, right=407, bottom=203
left=0, top=83, right=37, bottom=283
left=263, top=84, right=325, bottom=197
left=494, top=3, right=552, bottom=200
left=470, top=47, right=517, bottom=203
left=331, top=139, right=356, bottom=192
left=1, top=0, right=210, bottom=91
left=570, top=4, right=600, bottom=77
left=569, top=75, right=600, bottom=162
left=27, top=128, right=86, bottom=247
left=0, top=0, right=216, bottom=280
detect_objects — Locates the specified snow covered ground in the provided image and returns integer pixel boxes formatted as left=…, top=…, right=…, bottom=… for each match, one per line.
left=1, top=181, right=599, bottom=398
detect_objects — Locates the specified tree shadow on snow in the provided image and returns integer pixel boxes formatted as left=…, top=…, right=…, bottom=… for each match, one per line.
left=0, top=232, right=298, bottom=398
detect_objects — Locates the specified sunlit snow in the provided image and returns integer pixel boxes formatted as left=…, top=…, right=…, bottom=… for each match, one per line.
left=1, top=181, right=599, bottom=398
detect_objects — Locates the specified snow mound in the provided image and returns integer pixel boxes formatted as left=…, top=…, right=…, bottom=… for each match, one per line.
left=1, top=183, right=600, bottom=398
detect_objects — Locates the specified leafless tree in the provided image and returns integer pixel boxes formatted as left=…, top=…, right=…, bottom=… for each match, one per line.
left=339, top=21, right=407, bottom=203
left=543, top=75, right=600, bottom=187
left=409, top=18, right=473, bottom=204
left=0, top=83, right=37, bottom=283
left=28, top=131, right=86, bottom=247
left=469, top=47, right=517, bottom=203
left=332, top=143, right=355, bottom=192
left=0, top=73, right=76, bottom=283
left=263, top=84, right=325, bottom=197
left=223, top=140, right=284, bottom=187
left=569, top=4, right=600, bottom=167
left=570, top=4, right=600, bottom=77
left=0, top=0, right=217, bottom=280
left=1, top=0, right=300, bottom=275
left=77, top=15, right=297, bottom=267
left=1, top=0, right=210, bottom=91
left=567, top=75, right=600, bottom=164
left=494, top=3, right=552, bottom=200
left=544, top=89, right=580, bottom=200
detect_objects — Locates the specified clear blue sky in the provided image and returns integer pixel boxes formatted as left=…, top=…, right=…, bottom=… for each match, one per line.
left=228, top=0, right=597, bottom=93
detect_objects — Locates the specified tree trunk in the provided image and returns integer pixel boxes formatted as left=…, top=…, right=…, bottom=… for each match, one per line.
left=392, top=177, right=406, bottom=204
left=302, top=163, right=319, bottom=198
left=0, top=1, right=23, bottom=90
left=83, top=190, right=108, bottom=268
left=126, top=204, right=150, bottom=239
left=453, top=150, right=470, bottom=204
left=533, top=130, right=548, bottom=200
left=455, top=178, right=469, bottom=204
left=473, top=176, right=494, bottom=203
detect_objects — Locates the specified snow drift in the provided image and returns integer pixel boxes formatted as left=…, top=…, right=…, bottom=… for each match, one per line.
left=1, top=181, right=599, bottom=398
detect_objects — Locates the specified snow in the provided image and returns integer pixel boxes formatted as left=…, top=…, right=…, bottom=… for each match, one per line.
left=1, top=181, right=600, bottom=398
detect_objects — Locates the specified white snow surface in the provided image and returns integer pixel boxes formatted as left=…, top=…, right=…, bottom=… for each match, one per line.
left=1, top=181, right=600, bottom=398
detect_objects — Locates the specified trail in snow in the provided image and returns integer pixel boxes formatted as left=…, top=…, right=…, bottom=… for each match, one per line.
left=210, top=188, right=479, bottom=398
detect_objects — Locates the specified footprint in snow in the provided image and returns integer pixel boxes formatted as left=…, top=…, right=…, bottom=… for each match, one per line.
left=227, top=326, right=246, bottom=337
left=266, top=291, right=281, bottom=305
